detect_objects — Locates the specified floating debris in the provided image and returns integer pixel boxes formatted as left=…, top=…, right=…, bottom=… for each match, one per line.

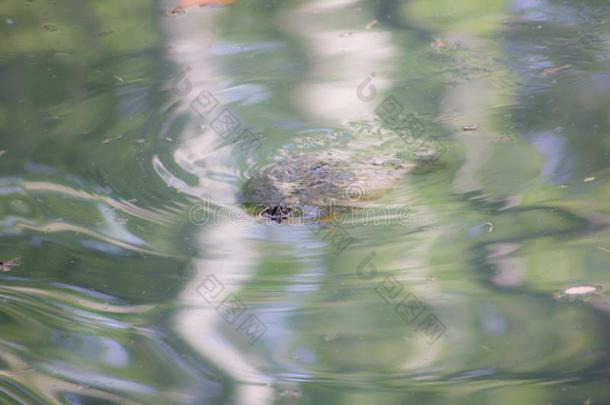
left=169, top=0, right=237, bottom=15
left=583, top=176, right=596, bottom=183
left=113, top=74, right=125, bottom=83
left=0, top=257, right=21, bottom=272
left=0, top=150, right=6, bottom=157
left=431, top=38, right=447, bottom=50
left=96, top=30, right=114, bottom=38
left=468, top=221, right=494, bottom=236
left=6, top=18, right=14, bottom=25
left=102, top=135, right=123, bottom=144
left=554, top=285, right=602, bottom=300
left=543, top=64, right=571, bottom=76
left=597, top=246, right=610, bottom=253
left=462, top=124, right=479, bottom=131
left=365, top=19, right=378, bottom=30
left=42, top=114, right=63, bottom=124
left=43, top=23, right=58, bottom=32
left=563, top=285, right=599, bottom=296
left=168, top=8, right=187, bottom=17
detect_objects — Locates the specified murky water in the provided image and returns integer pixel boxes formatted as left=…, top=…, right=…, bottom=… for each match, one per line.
left=1, top=0, right=610, bottom=403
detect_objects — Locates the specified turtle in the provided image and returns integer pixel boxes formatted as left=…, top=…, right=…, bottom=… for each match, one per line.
left=239, top=150, right=442, bottom=223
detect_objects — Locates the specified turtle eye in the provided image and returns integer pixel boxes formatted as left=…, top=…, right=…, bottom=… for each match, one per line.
left=261, top=206, right=293, bottom=223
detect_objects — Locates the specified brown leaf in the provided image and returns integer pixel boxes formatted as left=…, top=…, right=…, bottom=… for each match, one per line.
left=543, top=64, right=571, bottom=76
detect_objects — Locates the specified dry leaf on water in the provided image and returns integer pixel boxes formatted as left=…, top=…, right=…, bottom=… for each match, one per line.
left=543, top=64, right=571, bottom=76
left=0, top=257, right=21, bottom=272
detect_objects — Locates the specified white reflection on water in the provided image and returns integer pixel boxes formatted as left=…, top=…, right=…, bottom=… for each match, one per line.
left=160, top=1, right=451, bottom=401
left=282, top=0, right=397, bottom=124
left=161, top=5, right=276, bottom=404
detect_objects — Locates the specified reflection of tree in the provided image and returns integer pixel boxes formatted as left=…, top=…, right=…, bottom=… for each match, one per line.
left=2, top=0, right=610, bottom=403
left=206, top=0, right=451, bottom=402
left=0, top=1, right=216, bottom=403
left=505, top=0, right=610, bottom=178
left=427, top=0, right=610, bottom=403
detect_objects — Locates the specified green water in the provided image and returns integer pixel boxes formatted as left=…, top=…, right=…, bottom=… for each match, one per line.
left=1, top=0, right=610, bottom=404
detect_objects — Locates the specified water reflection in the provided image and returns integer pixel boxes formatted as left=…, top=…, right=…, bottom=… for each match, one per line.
left=1, top=0, right=610, bottom=403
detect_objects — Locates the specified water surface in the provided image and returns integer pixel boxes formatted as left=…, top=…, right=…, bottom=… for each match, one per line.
left=1, top=0, right=610, bottom=403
